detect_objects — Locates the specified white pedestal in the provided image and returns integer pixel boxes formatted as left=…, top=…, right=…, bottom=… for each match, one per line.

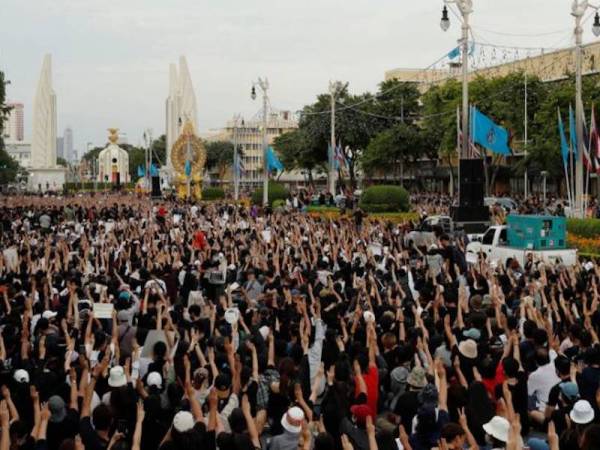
left=28, top=167, right=67, bottom=193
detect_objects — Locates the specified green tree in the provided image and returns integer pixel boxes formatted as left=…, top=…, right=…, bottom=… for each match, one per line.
left=151, top=134, right=166, bottom=166
left=299, top=85, right=383, bottom=188
left=362, top=124, right=422, bottom=183
left=0, top=71, right=20, bottom=184
left=205, top=141, right=234, bottom=181
left=57, top=157, right=68, bottom=167
left=273, top=129, right=324, bottom=185
left=372, top=79, right=421, bottom=124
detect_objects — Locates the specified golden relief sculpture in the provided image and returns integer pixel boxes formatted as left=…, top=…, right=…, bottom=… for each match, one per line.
left=108, top=128, right=119, bottom=144
left=170, top=119, right=206, bottom=199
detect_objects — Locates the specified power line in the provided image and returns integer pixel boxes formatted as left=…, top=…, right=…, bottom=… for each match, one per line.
left=471, top=26, right=570, bottom=38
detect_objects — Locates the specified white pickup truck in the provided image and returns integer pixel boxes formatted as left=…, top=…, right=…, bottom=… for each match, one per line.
left=466, top=225, right=578, bottom=267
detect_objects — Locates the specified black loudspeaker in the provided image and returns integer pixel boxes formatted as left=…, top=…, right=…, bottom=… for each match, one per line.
left=151, top=176, right=161, bottom=198
left=459, top=159, right=485, bottom=207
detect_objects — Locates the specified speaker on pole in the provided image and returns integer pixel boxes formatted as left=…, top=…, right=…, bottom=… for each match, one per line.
left=459, top=159, right=485, bottom=207
left=151, top=176, right=161, bottom=198
left=451, top=158, right=490, bottom=233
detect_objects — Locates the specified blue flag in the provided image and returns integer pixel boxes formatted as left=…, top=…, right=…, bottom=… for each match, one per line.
left=137, top=165, right=145, bottom=177
left=470, top=106, right=512, bottom=156
left=150, top=164, right=159, bottom=177
left=266, top=147, right=283, bottom=172
left=558, top=108, right=570, bottom=165
left=569, top=104, right=578, bottom=158
left=448, top=46, right=460, bottom=60
left=184, top=159, right=191, bottom=177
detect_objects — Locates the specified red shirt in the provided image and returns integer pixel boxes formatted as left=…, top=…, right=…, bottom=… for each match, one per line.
left=355, top=365, right=379, bottom=415
left=482, top=360, right=506, bottom=400
left=192, top=231, right=207, bottom=250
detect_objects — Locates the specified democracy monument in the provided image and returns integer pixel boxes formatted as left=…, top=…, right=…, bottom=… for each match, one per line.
left=28, top=54, right=66, bottom=192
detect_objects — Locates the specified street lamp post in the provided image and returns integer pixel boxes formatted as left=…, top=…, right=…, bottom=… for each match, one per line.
left=232, top=114, right=242, bottom=201
left=328, top=81, right=346, bottom=196
left=252, top=78, right=269, bottom=206
left=571, top=1, right=600, bottom=217
left=441, top=1, right=472, bottom=159
left=87, top=142, right=95, bottom=191
left=327, top=81, right=348, bottom=197
left=143, top=129, right=153, bottom=195
left=541, top=170, right=548, bottom=208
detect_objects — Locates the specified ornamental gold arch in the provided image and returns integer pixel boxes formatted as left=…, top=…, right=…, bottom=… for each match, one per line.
left=170, top=120, right=206, bottom=177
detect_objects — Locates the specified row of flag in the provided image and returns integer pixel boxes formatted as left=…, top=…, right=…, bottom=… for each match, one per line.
left=328, top=142, right=349, bottom=171
left=136, top=164, right=160, bottom=178
left=557, top=105, right=600, bottom=173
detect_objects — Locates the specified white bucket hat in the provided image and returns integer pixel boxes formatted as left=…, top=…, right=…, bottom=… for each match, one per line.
left=570, top=400, right=595, bottom=424
left=224, top=307, right=240, bottom=324
left=173, top=411, right=194, bottom=432
left=108, top=366, right=127, bottom=388
left=281, top=406, right=304, bottom=434
left=483, top=416, right=510, bottom=443
left=458, top=339, right=478, bottom=359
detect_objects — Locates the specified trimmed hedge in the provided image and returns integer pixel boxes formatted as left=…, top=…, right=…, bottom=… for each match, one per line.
left=252, top=182, right=289, bottom=206
left=64, top=182, right=135, bottom=192
left=307, top=209, right=419, bottom=223
left=567, top=218, right=600, bottom=238
left=359, top=185, right=410, bottom=213
left=202, top=187, right=225, bottom=200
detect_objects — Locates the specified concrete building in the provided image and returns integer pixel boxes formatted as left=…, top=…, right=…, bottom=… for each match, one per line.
left=385, top=41, right=600, bottom=88
left=223, top=110, right=297, bottom=188
left=3, top=102, right=24, bottom=141
left=5, top=141, right=32, bottom=168
left=63, top=127, right=74, bottom=162
left=56, top=136, right=64, bottom=159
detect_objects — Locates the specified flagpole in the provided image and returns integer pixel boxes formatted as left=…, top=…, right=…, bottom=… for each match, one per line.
left=585, top=105, right=592, bottom=216
left=560, top=108, right=573, bottom=210
left=569, top=105, right=575, bottom=211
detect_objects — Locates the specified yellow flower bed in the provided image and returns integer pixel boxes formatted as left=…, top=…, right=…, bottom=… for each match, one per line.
left=567, top=233, right=600, bottom=256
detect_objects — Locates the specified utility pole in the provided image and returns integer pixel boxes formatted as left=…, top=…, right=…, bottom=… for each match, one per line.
left=524, top=73, right=528, bottom=199
left=572, top=1, right=600, bottom=216
left=441, top=0, right=473, bottom=204
left=328, top=81, right=346, bottom=196
left=251, top=78, right=270, bottom=206
left=232, top=114, right=242, bottom=201
left=143, top=129, right=153, bottom=195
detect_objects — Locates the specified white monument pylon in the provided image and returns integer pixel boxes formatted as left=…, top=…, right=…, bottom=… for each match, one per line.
left=29, top=54, right=65, bottom=192
left=165, top=56, right=198, bottom=176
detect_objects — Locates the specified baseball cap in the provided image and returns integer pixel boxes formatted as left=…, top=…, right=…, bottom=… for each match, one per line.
left=13, top=369, right=29, bottom=383
left=147, top=372, right=163, bottom=388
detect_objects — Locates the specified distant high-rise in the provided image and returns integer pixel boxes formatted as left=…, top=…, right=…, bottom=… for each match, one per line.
left=64, top=127, right=74, bottom=161
left=3, top=102, right=24, bottom=141
left=56, top=137, right=64, bottom=159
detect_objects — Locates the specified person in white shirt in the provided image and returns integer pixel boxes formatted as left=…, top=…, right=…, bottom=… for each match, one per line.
left=527, top=348, right=560, bottom=411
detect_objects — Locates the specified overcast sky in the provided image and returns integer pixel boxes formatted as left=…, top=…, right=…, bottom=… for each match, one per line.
left=0, top=0, right=594, bottom=152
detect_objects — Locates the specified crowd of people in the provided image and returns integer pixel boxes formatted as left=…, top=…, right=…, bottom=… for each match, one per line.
left=0, top=191, right=599, bottom=450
